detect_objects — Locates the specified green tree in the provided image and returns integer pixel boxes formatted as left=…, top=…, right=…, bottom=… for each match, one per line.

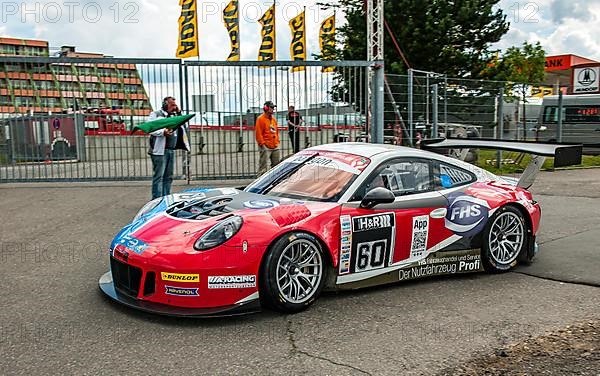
left=482, top=41, right=546, bottom=139
left=337, top=0, right=510, bottom=76
left=482, top=41, right=546, bottom=96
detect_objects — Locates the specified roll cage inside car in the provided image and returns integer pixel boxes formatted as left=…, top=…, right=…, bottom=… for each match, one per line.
left=341, top=153, right=476, bottom=203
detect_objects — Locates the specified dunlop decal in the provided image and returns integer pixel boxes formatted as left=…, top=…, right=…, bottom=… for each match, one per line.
left=161, top=272, right=200, bottom=283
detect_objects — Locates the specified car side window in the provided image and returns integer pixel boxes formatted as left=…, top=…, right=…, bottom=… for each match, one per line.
left=354, top=159, right=434, bottom=200
left=439, top=163, right=476, bottom=189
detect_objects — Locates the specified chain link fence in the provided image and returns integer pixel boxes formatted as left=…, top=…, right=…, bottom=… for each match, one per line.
left=1, top=57, right=597, bottom=182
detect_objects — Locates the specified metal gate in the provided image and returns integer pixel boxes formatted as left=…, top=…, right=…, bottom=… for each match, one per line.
left=0, top=57, right=372, bottom=182
left=182, top=60, right=371, bottom=180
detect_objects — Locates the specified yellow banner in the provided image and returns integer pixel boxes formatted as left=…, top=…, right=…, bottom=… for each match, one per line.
left=176, top=0, right=199, bottom=58
left=223, top=0, right=240, bottom=61
left=319, top=14, right=336, bottom=72
left=258, top=4, right=276, bottom=64
left=531, top=86, right=554, bottom=98
left=289, top=11, right=306, bottom=72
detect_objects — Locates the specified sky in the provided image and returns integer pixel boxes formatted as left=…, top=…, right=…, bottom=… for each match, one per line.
left=0, top=0, right=600, bottom=60
left=0, top=0, right=599, bottom=61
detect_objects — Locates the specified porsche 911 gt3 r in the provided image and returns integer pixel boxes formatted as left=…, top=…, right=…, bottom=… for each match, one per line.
left=99, top=139, right=582, bottom=317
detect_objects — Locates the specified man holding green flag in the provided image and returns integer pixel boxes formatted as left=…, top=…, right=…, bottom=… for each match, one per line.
left=144, top=96, right=191, bottom=199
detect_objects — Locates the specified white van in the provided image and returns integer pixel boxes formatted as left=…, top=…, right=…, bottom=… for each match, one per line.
left=537, top=94, right=600, bottom=145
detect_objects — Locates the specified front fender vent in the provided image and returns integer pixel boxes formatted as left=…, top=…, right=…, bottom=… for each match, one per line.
left=269, top=205, right=311, bottom=227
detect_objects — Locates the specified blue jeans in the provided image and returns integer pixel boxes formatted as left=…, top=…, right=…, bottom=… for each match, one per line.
left=151, top=149, right=174, bottom=199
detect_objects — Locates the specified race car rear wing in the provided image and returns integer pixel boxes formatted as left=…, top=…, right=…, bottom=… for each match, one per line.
left=421, top=138, right=583, bottom=189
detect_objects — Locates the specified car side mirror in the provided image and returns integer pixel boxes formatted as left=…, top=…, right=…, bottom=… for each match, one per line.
left=360, top=187, right=395, bottom=209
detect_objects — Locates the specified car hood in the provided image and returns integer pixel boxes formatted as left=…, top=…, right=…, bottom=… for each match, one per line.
left=110, top=188, right=336, bottom=256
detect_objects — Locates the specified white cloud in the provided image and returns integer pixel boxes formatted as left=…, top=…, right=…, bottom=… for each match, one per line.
left=495, top=0, right=600, bottom=60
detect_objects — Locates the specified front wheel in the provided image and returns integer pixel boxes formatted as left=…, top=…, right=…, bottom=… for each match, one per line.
left=260, top=233, right=327, bottom=313
left=482, top=206, right=528, bottom=272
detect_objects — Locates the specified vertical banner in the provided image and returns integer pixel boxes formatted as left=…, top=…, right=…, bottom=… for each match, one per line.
left=258, top=4, right=276, bottom=65
left=319, top=14, right=336, bottom=72
left=176, top=0, right=199, bottom=58
left=223, top=0, right=240, bottom=61
left=289, top=10, right=306, bottom=72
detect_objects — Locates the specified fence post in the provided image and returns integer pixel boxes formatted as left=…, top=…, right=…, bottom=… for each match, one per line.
left=444, top=76, right=448, bottom=125
left=557, top=91, right=563, bottom=142
left=432, top=84, right=438, bottom=139
left=496, top=87, right=504, bottom=169
left=182, top=63, right=190, bottom=183
left=75, top=113, right=86, bottom=162
left=238, top=66, right=244, bottom=152
left=408, top=68, right=414, bottom=145
left=371, top=64, right=384, bottom=144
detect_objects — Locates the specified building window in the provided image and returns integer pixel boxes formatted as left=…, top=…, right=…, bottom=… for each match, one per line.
left=40, top=97, right=58, bottom=107
left=0, top=45, right=17, bottom=55
left=0, top=96, right=13, bottom=106
left=35, top=80, right=54, bottom=90
left=14, top=96, right=36, bottom=106
left=4, top=63, right=22, bottom=72
left=11, top=79, right=32, bottom=90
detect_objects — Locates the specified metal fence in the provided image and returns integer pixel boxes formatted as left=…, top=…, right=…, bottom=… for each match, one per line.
left=1, top=56, right=595, bottom=182
left=385, top=70, right=546, bottom=146
left=0, top=57, right=373, bottom=182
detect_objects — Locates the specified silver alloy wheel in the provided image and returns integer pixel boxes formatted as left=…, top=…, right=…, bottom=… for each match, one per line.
left=488, top=211, right=525, bottom=265
left=276, top=239, right=323, bottom=304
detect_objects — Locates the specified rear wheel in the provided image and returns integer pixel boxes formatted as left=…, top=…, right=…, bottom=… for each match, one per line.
left=482, top=206, right=527, bottom=272
left=260, top=233, right=326, bottom=313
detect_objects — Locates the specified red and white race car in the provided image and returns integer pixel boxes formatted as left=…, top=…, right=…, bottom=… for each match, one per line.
left=99, top=139, right=582, bottom=317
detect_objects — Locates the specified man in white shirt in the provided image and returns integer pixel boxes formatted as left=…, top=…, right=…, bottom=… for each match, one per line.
left=147, top=96, right=190, bottom=199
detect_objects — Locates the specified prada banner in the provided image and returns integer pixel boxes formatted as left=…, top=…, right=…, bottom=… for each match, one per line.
left=258, top=4, right=276, bottom=64
left=289, top=11, right=306, bottom=72
left=176, top=0, right=199, bottom=58
left=319, top=14, right=336, bottom=72
left=223, top=0, right=240, bottom=61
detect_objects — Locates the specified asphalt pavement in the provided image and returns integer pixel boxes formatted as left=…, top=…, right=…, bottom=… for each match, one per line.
left=1, top=169, right=599, bottom=375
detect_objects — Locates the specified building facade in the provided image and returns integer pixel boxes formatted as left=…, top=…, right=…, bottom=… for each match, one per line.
left=0, top=37, right=152, bottom=118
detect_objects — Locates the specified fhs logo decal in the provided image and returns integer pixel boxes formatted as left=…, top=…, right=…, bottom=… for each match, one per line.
left=445, top=193, right=490, bottom=237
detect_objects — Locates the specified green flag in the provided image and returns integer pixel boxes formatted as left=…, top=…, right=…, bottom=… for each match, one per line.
left=132, top=114, right=196, bottom=135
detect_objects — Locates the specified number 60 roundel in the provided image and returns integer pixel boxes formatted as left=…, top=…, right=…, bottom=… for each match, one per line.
left=343, top=213, right=396, bottom=274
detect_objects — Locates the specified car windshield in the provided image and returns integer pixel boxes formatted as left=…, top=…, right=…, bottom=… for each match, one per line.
left=245, top=151, right=371, bottom=202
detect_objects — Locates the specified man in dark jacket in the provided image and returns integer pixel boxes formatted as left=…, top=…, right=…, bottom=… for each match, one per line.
left=286, top=105, right=303, bottom=153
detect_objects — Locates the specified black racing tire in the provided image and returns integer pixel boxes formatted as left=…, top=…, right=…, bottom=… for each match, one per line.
left=482, top=205, right=528, bottom=273
left=260, top=232, right=327, bottom=313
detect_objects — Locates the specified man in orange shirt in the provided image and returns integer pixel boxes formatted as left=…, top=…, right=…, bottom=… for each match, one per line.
left=255, top=101, right=281, bottom=175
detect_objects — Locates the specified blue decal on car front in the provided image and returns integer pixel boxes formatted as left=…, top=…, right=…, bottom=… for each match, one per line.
left=445, top=193, right=490, bottom=237
left=115, top=234, right=149, bottom=255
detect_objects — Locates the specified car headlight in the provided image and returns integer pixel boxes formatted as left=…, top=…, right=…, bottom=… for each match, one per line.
left=194, top=215, right=243, bottom=251
left=133, top=198, right=162, bottom=221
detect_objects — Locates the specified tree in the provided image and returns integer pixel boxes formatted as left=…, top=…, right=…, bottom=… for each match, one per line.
left=322, top=0, right=511, bottom=143
left=482, top=41, right=546, bottom=93
left=337, top=0, right=510, bottom=76
left=482, top=42, right=546, bottom=139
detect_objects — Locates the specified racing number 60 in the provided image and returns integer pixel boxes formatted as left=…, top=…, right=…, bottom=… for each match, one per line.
left=356, top=240, right=387, bottom=271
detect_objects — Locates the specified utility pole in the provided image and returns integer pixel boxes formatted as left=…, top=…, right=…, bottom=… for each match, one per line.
left=366, top=0, right=384, bottom=144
